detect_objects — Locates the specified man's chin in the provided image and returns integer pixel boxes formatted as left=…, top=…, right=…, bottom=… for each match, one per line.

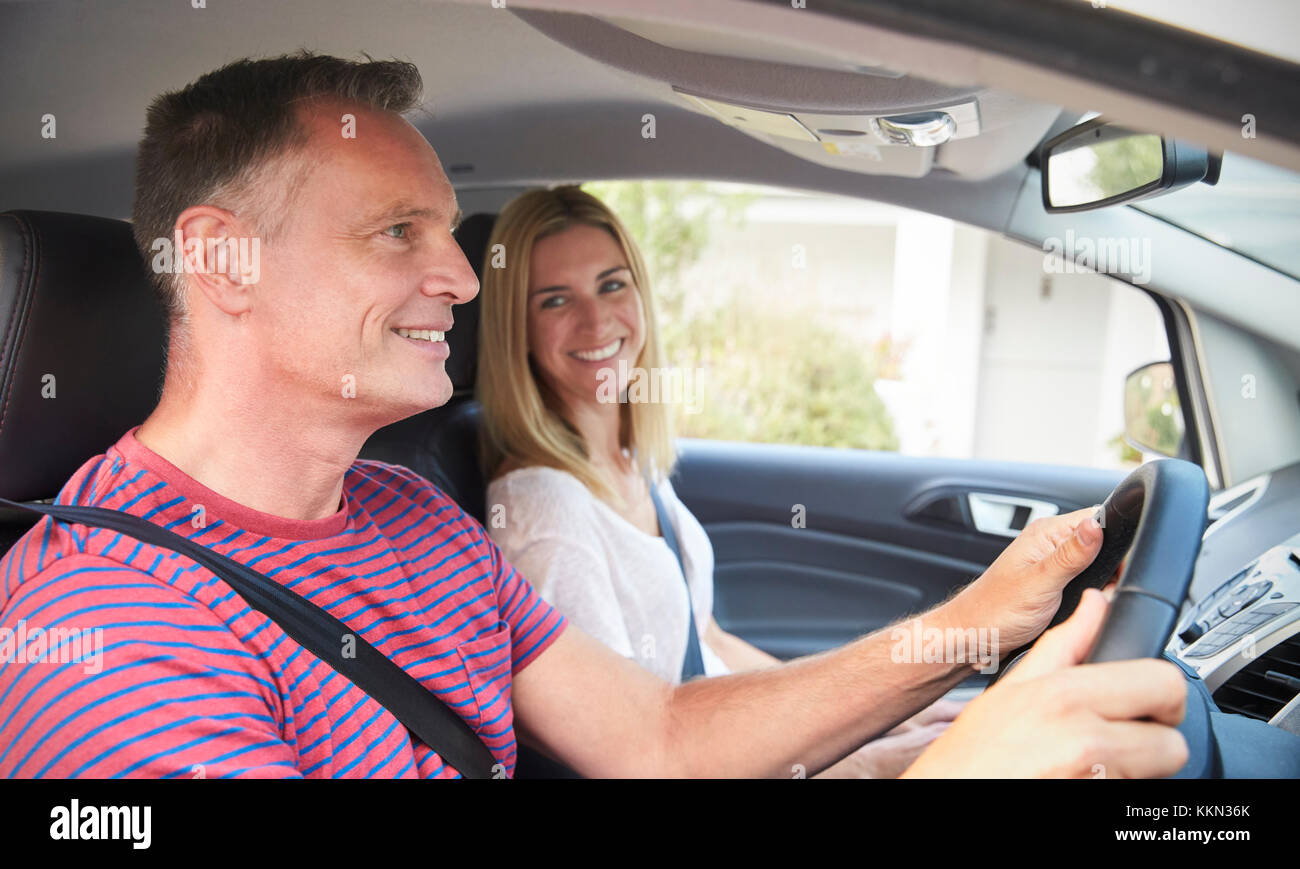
left=368, top=373, right=455, bottom=426
left=405, top=375, right=454, bottom=413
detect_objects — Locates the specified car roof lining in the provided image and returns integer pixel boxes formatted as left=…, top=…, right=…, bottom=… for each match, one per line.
left=0, top=0, right=1067, bottom=241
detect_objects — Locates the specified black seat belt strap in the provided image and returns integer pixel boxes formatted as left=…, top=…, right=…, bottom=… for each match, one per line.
left=0, top=497, right=497, bottom=779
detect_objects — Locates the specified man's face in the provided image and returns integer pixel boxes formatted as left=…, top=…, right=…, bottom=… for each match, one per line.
left=247, top=100, right=478, bottom=424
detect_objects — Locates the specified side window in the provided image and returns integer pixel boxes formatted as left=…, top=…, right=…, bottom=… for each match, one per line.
left=584, top=180, right=1174, bottom=471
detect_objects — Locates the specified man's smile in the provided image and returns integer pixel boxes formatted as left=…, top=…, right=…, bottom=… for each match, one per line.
left=391, top=325, right=451, bottom=359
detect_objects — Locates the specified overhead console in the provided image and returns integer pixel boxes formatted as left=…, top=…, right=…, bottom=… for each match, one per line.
left=512, top=7, right=1060, bottom=179
left=673, top=92, right=981, bottom=179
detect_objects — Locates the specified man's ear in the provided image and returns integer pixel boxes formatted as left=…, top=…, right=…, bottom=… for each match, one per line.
left=172, top=205, right=260, bottom=317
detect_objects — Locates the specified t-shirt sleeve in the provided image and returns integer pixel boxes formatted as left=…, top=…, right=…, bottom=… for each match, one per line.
left=359, top=460, right=569, bottom=677
left=0, top=555, right=302, bottom=779
left=483, top=530, right=568, bottom=675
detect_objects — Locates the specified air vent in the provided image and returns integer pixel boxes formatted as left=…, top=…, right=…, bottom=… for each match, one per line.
left=1212, top=634, right=1300, bottom=721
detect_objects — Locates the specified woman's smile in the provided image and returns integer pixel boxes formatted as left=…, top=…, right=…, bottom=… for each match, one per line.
left=569, top=337, right=624, bottom=364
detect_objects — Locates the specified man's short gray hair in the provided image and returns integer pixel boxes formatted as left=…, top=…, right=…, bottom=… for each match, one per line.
left=132, top=51, right=424, bottom=346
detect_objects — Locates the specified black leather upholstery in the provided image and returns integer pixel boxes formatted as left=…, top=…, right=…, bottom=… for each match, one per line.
left=0, top=211, right=166, bottom=553
left=0, top=211, right=167, bottom=503
left=360, top=212, right=495, bottom=524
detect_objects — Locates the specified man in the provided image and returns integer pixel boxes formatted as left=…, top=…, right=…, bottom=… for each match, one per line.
left=0, top=53, right=1188, bottom=778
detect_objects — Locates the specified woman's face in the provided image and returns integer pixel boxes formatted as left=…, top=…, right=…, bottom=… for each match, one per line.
left=525, top=223, right=646, bottom=412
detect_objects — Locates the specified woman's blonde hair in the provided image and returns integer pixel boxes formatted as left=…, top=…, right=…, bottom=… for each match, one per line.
left=476, top=186, right=675, bottom=503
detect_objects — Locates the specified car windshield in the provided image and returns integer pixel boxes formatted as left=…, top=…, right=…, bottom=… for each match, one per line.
left=1132, top=150, right=1300, bottom=280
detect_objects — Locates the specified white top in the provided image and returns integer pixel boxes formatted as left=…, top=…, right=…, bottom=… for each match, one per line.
left=486, top=466, right=730, bottom=684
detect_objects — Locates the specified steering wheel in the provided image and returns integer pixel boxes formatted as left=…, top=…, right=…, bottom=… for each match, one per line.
left=993, top=457, right=1210, bottom=681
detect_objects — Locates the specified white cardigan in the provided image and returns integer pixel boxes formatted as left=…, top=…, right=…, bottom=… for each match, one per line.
left=485, top=466, right=729, bottom=684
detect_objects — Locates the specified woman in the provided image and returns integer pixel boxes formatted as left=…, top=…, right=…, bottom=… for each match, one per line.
left=476, top=186, right=959, bottom=777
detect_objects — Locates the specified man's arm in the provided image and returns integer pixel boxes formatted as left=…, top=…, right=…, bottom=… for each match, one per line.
left=513, top=599, right=969, bottom=778
left=512, top=507, right=1187, bottom=778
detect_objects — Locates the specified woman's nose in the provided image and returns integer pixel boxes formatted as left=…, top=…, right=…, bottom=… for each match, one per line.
left=572, top=294, right=608, bottom=332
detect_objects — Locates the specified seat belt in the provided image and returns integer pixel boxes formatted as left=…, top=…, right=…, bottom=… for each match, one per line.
left=647, top=480, right=707, bottom=681
left=0, top=497, right=497, bottom=779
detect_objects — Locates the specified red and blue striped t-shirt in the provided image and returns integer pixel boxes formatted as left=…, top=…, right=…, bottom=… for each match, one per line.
left=0, top=426, right=566, bottom=778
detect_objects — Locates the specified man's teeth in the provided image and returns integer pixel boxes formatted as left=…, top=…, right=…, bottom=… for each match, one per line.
left=572, top=339, right=622, bottom=362
left=394, top=328, right=445, bottom=342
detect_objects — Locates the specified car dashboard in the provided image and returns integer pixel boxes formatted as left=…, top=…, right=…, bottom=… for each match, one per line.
left=1168, top=460, right=1300, bottom=736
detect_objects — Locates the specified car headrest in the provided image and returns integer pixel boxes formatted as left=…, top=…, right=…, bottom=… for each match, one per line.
left=446, top=212, right=494, bottom=394
left=0, top=211, right=167, bottom=501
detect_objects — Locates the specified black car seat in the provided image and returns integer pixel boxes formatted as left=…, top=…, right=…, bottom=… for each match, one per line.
left=0, top=211, right=167, bottom=553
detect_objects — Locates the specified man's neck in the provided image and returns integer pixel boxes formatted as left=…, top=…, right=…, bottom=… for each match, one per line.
left=137, top=381, right=371, bottom=522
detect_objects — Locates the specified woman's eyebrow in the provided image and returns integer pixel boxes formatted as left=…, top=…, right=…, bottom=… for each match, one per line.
left=532, top=265, right=629, bottom=296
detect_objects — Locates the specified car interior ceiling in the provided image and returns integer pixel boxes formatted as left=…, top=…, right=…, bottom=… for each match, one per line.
left=0, top=0, right=1103, bottom=248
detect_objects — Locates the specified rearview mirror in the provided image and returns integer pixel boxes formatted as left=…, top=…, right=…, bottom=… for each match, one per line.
left=1040, top=118, right=1221, bottom=213
left=1123, top=361, right=1185, bottom=458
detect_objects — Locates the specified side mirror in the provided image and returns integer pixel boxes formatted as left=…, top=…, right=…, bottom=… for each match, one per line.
left=1123, top=361, right=1186, bottom=458
left=1040, top=118, right=1222, bottom=213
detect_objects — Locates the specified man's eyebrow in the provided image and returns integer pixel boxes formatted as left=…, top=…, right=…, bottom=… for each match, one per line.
left=532, top=265, right=630, bottom=295
left=359, top=199, right=460, bottom=228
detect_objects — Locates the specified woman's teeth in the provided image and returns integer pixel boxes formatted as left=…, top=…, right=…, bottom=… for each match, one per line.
left=394, top=328, right=445, bottom=342
left=571, top=338, right=622, bottom=362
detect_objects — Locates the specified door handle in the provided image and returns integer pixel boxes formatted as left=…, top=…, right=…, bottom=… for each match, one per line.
left=967, top=492, right=1060, bottom=538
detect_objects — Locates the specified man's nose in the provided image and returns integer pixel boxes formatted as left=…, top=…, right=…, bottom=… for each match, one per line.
left=420, top=238, right=479, bottom=304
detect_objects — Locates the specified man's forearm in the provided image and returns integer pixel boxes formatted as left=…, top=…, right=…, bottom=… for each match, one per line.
left=661, top=600, right=977, bottom=777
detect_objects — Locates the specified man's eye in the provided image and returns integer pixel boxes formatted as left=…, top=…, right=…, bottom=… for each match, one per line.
left=383, top=223, right=411, bottom=239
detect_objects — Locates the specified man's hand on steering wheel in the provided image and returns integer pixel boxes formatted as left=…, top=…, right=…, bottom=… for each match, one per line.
left=902, top=589, right=1189, bottom=778
left=947, top=507, right=1109, bottom=655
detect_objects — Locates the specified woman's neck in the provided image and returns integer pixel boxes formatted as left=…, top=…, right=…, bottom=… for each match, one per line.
left=565, top=398, right=627, bottom=472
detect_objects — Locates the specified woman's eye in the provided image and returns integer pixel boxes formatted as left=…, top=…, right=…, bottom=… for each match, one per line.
left=539, top=295, right=566, bottom=310
left=600, top=279, right=626, bottom=293
left=382, top=223, right=410, bottom=239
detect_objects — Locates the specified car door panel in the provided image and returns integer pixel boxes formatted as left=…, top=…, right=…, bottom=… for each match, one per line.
left=674, top=439, right=1125, bottom=660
